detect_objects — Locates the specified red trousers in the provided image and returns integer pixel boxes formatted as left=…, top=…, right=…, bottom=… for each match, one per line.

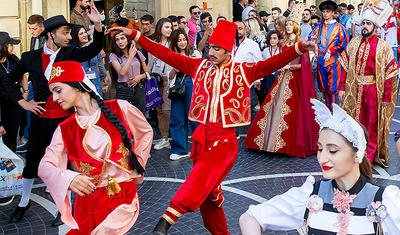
left=68, top=180, right=138, bottom=235
left=166, top=122, right=238, bottom=235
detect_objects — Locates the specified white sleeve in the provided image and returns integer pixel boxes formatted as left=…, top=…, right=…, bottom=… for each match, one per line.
left=382, top=185, right=400, bottom=234
left=246, top=175, right=315, bottom=232
left=252, top=42, right=263, bottom=62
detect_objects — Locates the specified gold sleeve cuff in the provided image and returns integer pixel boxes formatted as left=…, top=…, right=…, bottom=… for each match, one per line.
left=295, top=42, right=304, bottom=55
left=166, top=207, right=183, bottom=217
left=134, top=31, right=141, bottom=42
left=162, top=214, right=176, bottom=225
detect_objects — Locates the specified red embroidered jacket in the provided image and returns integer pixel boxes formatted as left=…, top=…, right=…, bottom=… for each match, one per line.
left=59, top=100, right=132, bottom=185
left=130, top=31, right=306, bottom=127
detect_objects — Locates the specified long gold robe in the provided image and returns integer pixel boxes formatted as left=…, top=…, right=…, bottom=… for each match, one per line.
left=339, top=36, right=398, bottom=166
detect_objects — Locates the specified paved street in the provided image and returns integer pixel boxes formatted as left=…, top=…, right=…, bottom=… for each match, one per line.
left=1, top=105, right=400, bottom=235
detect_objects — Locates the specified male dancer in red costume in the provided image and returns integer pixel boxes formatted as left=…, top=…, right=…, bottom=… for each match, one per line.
left=111, top=20, right=317, bottom=234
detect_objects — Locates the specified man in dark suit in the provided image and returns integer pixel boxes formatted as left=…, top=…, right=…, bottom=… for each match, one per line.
left=233, top=0, right=248, bottom=22
left=3, top=0, right=103, bottom=223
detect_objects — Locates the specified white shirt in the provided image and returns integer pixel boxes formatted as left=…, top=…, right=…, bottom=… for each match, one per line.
left=262, top=46, right=280, bottom=61
left=233, top=38, right=262, bottom=63
left=242, top=5, right=255, bottom=20
left=352, top=13, right=362, bottom=38
left=300, top=23, right=313, bottom=40
left=380, top=16, right=398, bottom=47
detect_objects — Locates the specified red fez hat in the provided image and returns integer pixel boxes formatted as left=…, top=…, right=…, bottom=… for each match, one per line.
left=48, top=61, right=85, bottom=85
left=208, top=20, right=238, bottom=52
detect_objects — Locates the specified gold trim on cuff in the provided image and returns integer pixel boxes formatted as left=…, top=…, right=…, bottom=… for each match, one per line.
left=218, top=196, right=225, bottom=208
left=166, top=207, right=183, bottom=218
left=134, top=31, right=141, bottom=42
left=295, top=42, right=303, bottom=55
left=162, top=214, right=176, bottom=225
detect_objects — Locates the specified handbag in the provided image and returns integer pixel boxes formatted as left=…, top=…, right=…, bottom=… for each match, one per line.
left=144, top=77, right=164, bottom=110
left=0, top=138, right=24, bottom=198
left=151, top=73, right=164, bottom=87
left=168, top=73, right=187, bottom=100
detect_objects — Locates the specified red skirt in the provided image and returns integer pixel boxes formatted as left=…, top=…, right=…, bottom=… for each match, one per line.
left=67, top=180, right=139, bottom=235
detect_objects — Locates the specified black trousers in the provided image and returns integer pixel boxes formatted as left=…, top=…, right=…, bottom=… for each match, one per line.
left=23, top=115, right=67, bottom=178
left=0, top=99, right=22, bottom=152
left=116, top=82, right=146, bottom=115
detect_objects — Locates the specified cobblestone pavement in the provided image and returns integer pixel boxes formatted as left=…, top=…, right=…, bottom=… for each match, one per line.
left=1, top=108, right=400, bottom=235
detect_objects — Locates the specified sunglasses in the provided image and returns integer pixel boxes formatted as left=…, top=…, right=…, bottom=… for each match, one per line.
left=193, top=11, right=201, bottom=15
left=181, top=21, right=187, bottom=24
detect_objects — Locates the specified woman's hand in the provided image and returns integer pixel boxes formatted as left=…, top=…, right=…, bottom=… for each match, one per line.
left=107, top=26, right=134, bottom=38
left=254, top=81, right=261, bottom=90
left=301, top=40, right=318, bottom=52
left=86, top=0, right=101, bottom=24
left=18, top=100, right=46, bottom=115
left=129, top=75, right=144, bottom=86
left=129, top=43, right=137, bottom=58
left=339, top=90, right=345, bottom=104
left=69, top=175, right=96, bottom=197
left=279, top=64, right=290, bottom=72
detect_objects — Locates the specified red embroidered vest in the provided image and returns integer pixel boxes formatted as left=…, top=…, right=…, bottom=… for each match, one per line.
left=59, top=100, right=132, bottom=186
left=189, top=59, right=251, bottom=127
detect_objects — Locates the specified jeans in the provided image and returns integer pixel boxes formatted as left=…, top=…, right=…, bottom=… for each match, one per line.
left=170, top=76, right=197, bottom=154
left=90, top=78, right=103, bottom=98
left=116, top=82, right=146, bottom=115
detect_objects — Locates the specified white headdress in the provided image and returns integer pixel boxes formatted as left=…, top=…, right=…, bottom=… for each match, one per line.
left=310, top=99, right=366, bottom=163
left=360, top=0, right=393, bottom=27
left=287, top=3, right=305, bottom=25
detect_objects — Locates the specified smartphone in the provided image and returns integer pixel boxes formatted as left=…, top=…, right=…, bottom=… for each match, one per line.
left=132, top=7, right=136, bottom=12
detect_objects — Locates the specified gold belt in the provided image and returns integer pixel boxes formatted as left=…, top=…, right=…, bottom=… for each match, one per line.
left=357, top=75, right=375, bottom=85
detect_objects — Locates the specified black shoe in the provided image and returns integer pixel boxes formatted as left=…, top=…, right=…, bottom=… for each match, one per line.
left=16, top=143, right=28, bottom=154
left=153, top=217, right=172, bottom=235
left=51, top=212, right=63, bottom=227
left=9, top=201, right=31, bottom=223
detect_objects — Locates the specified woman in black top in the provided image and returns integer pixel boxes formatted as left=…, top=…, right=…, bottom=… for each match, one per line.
left=0, top=32, right=26, bottom=152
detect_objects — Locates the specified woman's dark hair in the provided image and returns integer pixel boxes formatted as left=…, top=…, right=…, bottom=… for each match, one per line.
left=115, top=5, right=124, bottom=16
left=154, top=18, right=172, bottom=43
left=170, top=29, right=192, bottom=56
left=357, top=124, right=373, bottom=182
left=265, top=30, right=283, bottom=47
left=64, top=82, right=145, bottom=175
left=111, top=30, right=132, bottom=57
left=0, top=44, right=18, bottom=63
left=111, top=31, right=145, bottom=75
left=70, top=24, right=86, bottom=47
left=0, top=43, right=10, bottom=60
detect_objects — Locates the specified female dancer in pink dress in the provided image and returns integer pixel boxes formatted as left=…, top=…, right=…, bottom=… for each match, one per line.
left=38, top=61, right=153, bottom=234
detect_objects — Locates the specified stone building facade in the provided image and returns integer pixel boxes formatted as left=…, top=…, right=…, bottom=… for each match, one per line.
left=0, top=0, right=361, bottom=56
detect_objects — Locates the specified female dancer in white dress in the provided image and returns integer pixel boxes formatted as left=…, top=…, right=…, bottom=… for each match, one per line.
left=239, top=99, right=400, bottom=235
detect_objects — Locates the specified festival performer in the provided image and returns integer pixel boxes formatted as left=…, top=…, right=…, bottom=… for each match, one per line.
left=110, top=20, right=317, bottom=234
left=308, top=0, right=348, bottom=110
left=338, top=0, right=398, bottom=167
left=3, top=1, right=104, bottom=223
left=239, top=99, right=400, bottom=234
left=244, top=4, right=319, bottom=158
left=380, top=0, right=398, bottom=62
left=38, top=61, right=152, bottom=234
